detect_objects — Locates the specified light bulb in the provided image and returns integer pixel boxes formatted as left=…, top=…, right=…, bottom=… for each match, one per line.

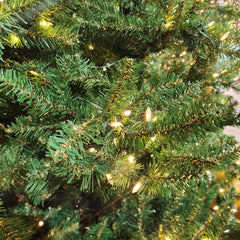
left=10, top=34, right=20, bottom=45
left=38, top=220, right=44, bottom=227
left=208, top=21, right=215, bottom=27
left=221, top=32, right=229, bottom=41
left=179, top=51, right=187, bottom=57
left=151, top=136, right=156, bottom=142
left=213, top=205, right=219, bottom=211
left=39, top=20, right=52, bottom=27
left=73, top=125, right=78, bottom=130
left=89, top=147, right=96, bottom=152
left=106, top=173, right=113, bottom=185
left=128, top=155, right=135, bottom=163
left=132, top=181, right=142, bottom=193
left=111, top=121, right=122, bottom=128
left=146, top=107, right=152, bottom=122
left=219, top=188, right=225, bottom=193
left=124, top=110, right=131, bottom=116
left=88, top=43, right=94, bottom=50
left=231, top=208, right=237, bottom=213
left=212, top=73, right=219, bottom=78
left=164, top=22, right=173, bottom=29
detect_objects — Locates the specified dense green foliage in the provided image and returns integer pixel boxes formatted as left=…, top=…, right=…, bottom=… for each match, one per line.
left=0, top=0, right=240, bottom=239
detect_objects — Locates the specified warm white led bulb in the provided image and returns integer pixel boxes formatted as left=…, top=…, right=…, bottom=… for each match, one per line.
left=208, top=21, right=215, bottom=27
left=106, top=173, right=113, bottom=185
left=221, top=32, right=229, bottom=41
left=111, top=121, right=122, bottom=128
left=10, top=34, right=20, bottom=44
left=146, top=107, right=152, bottom=122
left=151, top=136, right=156, bottom=142
left=212, top=73, right=219, bottom=78
left=231, top=208, right=237, bottom=213
left=219, top=188, right=225, bottom=193
left=124, top=110, right=132, bottom=116
left=88, top=43, right=94, bottom=50
left=132, top=182, right=142, bottom=193
left=213, top=205, right=219, bottom=211
left=39, top=20, right=52, bottom=27
left=89, top=147, right=96, bottom=152
left=179, top=51, right=187, bottom=57
left=128, top=155, right=135, bottom=163
left=38, top=220, right=44, bottom=227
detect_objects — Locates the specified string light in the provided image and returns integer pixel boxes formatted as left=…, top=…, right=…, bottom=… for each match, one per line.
left=10, top=34, right=20, bottom=45
left=219, top=188, right=225, bottom=193
left=38, top=220, right=45, bottom=227
left=231, top=208, right=237, bottom=213
left=206, top=170, right=211, bottom=175
left=151, top=136, right=156, bottom=142
left=132, top=181, right=142, bottom=193
left=0, top=0, right=4, bottom=2
left=111, top=121, right=122, bottom=128
left=208, top=21, right=215, bottom=27
left=145, top=107, right=152, bottom=122
left=123, top=110, right=131, bottom=116
left=213, top=205, right=219, bottom=211
left=106, top=173, right=113, bottom=185
left=181, top=58, right=185, bottom=63
left=73, top=125, right=78, bottom=131
left=221, top=32, right=229, bottom=41
left=179, top=51, right=187, bottom=57
left=88, top=43, right=94, bottom=50
left=128, top=155, right=135, bottom=163
left=39, top=20, right=52, bottom=27
left=166, top=237, right=171, bottom=240
left=212, top=73, right=219, bottom=78
left=164, top=22, right=173, bottom=29
left=89, top=147, right=96, bottom=152
left=236, top=160, right=240, bottom=165
left=103, top=67, right=107, bottom=71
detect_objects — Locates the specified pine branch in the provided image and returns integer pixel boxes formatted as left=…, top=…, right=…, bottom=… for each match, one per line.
left=14, top=0, right=63, bottom=27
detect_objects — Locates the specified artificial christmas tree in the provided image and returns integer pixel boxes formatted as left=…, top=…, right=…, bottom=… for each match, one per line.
left=0, top=0, right=240, bottom=239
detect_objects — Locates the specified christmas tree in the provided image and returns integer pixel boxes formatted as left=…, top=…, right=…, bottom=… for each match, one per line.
left=0, top=0, right=240, bottom=239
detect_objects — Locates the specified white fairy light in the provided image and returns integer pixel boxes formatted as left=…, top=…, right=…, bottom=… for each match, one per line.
left=213, top=205, right=219, bottom=211
left=89, top=147, right=96, bottom=152
left=111, top=121, right=123, bottom=128
left=128, top=155, right=135, bottom=163
left=132, top=181, right=142, bottom=193
left=124, top=110, right=132, bottom=116
left=146, top=107, right=152, bottom=122
left=38, top=220, right=44, bottom=227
